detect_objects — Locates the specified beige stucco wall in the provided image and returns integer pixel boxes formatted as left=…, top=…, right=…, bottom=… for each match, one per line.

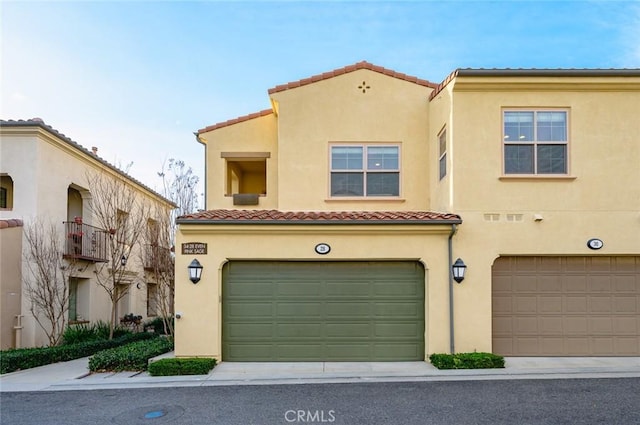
left=271, top=69, right=433, bottom=211
left=175, top=223, right=460, bottom=359
left=184, top=70, right=639, bottom=358
left=443, top=76, right=640, bottom=352
left=200, top=114, right=278, bottom=210
left=0, top=223, right=23, bottom=350
left=0, top=126, right=174, bottom=347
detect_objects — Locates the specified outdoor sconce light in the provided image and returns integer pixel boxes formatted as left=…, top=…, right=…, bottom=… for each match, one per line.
left=121, top=255, right=127, bottom=267
left=188, top=259, right=203, bottom=284
left=452, top=258, right=467, bottom=283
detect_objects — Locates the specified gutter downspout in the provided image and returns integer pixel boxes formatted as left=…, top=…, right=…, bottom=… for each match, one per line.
left=194, top=133, right=207, bottom=210
left=448, top=223, right=458, bottom=354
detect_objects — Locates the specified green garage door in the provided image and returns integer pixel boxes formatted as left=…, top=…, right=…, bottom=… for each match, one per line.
left=222, top=261, right=425, bottom=361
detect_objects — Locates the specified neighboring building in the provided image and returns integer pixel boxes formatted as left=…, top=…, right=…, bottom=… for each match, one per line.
left=176, top=62, right=640, bottom=361
left=0, top=119, right=175, bottom=348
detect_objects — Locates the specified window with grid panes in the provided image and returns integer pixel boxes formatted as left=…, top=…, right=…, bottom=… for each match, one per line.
left=330, top=145, right=400, bottom=197
left=503, top=110, right=568, bottom=174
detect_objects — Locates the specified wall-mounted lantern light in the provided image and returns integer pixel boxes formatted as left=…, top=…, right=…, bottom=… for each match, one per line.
left=188, top=259, right=203, bottom=284
left=452, top=258, right=467, bottom=283
left=121, top=255, right=127, bottom=267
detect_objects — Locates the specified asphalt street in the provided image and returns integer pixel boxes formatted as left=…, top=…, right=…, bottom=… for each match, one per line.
left=2, top=377, right=639, bottom=425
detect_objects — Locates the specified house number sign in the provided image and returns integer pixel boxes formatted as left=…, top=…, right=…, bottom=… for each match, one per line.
left=315, top=243, right=331, bottom=255
left=182, top=242, right=208, bottom=255
left=586, top=238, right=603, bottom=250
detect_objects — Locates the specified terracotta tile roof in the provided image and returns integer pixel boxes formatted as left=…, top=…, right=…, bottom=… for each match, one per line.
left=0, top=119, right=176, bottom=208
left=196, top=109, right=274, bottom=135
left=268, top=61, right=438, bottom=95
left=0, top=219, right=24, bottom=229
left=178, top=209, right=461, bottom=224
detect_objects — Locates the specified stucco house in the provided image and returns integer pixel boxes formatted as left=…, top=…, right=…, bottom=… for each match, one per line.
left=0, top=119, right=175, bottom=349
left=175, top=62, right=640, bottom=361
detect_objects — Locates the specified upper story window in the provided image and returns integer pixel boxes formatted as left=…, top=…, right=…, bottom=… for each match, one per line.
left=438, top=129, right=447, bottom=180
left=0, top=175, right=14, bottom=209
left=221, top=152, right=269, bottom=205
left=503, top=110, right=568, bottom=175
left=330, top=144, right=400, bottom=197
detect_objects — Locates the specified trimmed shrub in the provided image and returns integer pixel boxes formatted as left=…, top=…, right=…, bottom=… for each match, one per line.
left=148, top=358, right=217, bottom=376
left=429, top=352, right=505, bottom=370
left=143, top=317, right=174, bottom=335
left=88, top=337, right=174, bottom=372
left=62, top=321, right=132, bottom=345
left=0, top=332, right=154, bottom=374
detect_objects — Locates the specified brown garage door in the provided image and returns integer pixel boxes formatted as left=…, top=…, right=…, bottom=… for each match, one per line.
left=493, top=256, right=640, bottom=356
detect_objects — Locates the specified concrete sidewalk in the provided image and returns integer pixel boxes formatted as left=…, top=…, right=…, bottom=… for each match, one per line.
left=2, top=355, right=640, bottom=392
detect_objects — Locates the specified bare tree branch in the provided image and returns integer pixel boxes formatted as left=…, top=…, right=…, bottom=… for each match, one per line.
left=23, top=219, right=74, bottom=346
left=86, top=170, right=150, bottom=339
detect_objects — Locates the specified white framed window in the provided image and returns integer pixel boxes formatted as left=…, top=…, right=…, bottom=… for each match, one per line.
left=438, top=128, right=447, bottom=180
left=330, top=144, right=400, bottom=197
left=503, top=109, right=568, bottom=175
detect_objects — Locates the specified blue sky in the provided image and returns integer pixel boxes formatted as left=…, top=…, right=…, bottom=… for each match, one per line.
left=2, top=1, right=639, bottom=203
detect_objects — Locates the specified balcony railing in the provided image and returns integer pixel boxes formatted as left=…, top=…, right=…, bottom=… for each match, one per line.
left=63, top=222, right=109, bottom=262
left=143, top=244, right=173, bottom=272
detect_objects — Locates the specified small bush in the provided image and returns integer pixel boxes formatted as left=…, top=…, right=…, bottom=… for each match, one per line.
left=148, top=358, right=217, bottom=376
left=62, top=321, right=132, bottom=345
left=0, top=332, right=154, bottom=374
left=429, top=352, right=505, bottom=370
left=88, top=337, right=174, bottom=372
left=143, top=317, right=174, bottom=335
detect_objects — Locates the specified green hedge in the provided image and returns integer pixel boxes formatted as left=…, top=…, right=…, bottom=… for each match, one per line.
left=0, top=332, right=154, bottom=374
left=88, top=337, right=174, bottom=372
left=429, top=352, right=505, bottom=370
left=148, top=358, right=217, bottom=376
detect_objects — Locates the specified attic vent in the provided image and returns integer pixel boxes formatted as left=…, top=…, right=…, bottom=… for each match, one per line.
left=358, top=81, right=371, bottom=93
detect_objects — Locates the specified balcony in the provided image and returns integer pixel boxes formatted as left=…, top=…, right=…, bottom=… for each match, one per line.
left=63, top=222, right=109, bottom=262
left=143, top=244, right=173, bottom=272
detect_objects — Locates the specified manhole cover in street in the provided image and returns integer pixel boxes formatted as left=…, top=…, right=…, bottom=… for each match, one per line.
left=113, top=405, right=185, bottom=424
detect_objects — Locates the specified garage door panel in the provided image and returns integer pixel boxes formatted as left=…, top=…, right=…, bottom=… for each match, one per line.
left=614, top=275, right=638, bottom=292
left=326, top=281, right=371, bottom=297
left=374, top=302, right=420, bottom=315
left=566, top=296, right=588, bottom=312
left=223, top=261, right=424, bottom=361
left=540, top=317, right=563, bottom=334
left=540, top=296, right=562, bottom=312
left=564, top=317, right=588, bottom=334
left=225, top=302, right=273, bottom=317
left=326, top=302, right=371, bottom=317
left=614, top=297, right=637, bottom=313
left=590, top=297, right=612, bottom=313
left=493, top=256, right=640, bottom=356
left=564, top=276, right=588, bottom=292
left=589, top=276, right=612, bottom=292
left=226, top=281, right=274, bottom=296
left=277, top=302, right=322, bottom=317
left=515, top=296, right=537, bottom=313
left=374, top=281, right=420, bottom=296
left=375, top=323, right=421, bottom=338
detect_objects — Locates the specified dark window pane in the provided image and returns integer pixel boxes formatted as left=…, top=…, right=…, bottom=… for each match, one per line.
left=504, top=112, right=534, bottom=142
left=505, top=145, right=534, bottom=174
left=366, top=172, right=399, bottom=196
left=439, top=155, right=446, bottom=180
left=537, top=145, right=567, bottom=174
left=367, top=147, right=398, bottom=170
left=331, top=147, right=363, bottom=170
left=331, top=172, right=364, bottom=196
